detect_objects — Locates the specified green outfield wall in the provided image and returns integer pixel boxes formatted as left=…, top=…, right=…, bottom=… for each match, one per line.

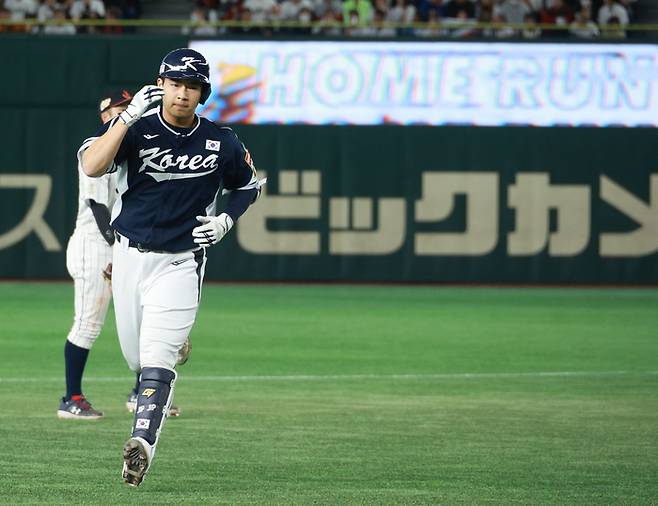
left=1, top=36, right=656, bottom=283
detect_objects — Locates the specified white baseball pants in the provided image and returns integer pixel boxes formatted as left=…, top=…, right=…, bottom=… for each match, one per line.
left=66, top=231, right=113, bottom=349
left=112, top=235, right=206, bottom=372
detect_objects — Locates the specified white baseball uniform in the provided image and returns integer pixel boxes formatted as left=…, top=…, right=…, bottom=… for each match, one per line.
left=65, top=160, right=116, bottom=349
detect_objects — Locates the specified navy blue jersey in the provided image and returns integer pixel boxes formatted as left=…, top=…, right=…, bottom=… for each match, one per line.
left=78, top=107, right=259, bottom=252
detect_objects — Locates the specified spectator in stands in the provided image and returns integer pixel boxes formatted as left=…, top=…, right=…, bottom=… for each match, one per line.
left=43, top=3, right=76, bottom=34
left=223, top=0, right=243, bottom=24
left=347, top=7, right=393, bottom=36
left=415, top=7, right=443, bottom=36
left=597, top=0, right=628, bottom=26
left=372, top=8, right=396, bottom=36
left=540, top=0, right=574, bottom=36
left=387, top=0, right=416, bottom=35
left=522, top=11, right=541, bottom=38
left=276, top=0, right=310, bottom=33
left=493, top=12, right=516, bottom=37
left=342, top=0, right=372, bottom=26
left=296, top=5, right=314, bottom=33
left=313, top=0, right=342, bottom=20
left=243, top=0, right=278, bottom=24
left=5, top=0, right=38, bottom=20
left=231, top=6, right=258, bottom=33
left=312, top=5, right=342, bottom=35
left=101, top=0, right=141, bottom=33
left=182, top=5, right=218, bottom=35
left=601, top=13, right=625, bottom=37
left=0, top=4, right=28, bottom=32
left=38, top=0, right=59, bottom=22
left=542, top=0, right=576, bottom=24
left=497, top=0, right=531, bottom=25
left=617, top=0, right=636, bottom=20
left=476, top=0, right=495, bottom=36
left=105, top=0, right=142, bottom=22
left=69, top=0, right=106, bottom=32
left=388, top=0, right=416, bottom=24
left=525, top=0, right=543, bottom=13
left=447, top=8, right=477, bottom=37
left=102, top=5, right=124, bottom=33
left=372, top=0, right=389, bottom=22
left=280, top=0, right=313, bottom=21
left=417, top=0, right=444, bottom=21
left=569, top=6, right=599, bottom=37
left=344, top=8, right=362, bottom=33
left=69, top=0, right=105, bottom=19
left=443, top=0, right=475, bottom=19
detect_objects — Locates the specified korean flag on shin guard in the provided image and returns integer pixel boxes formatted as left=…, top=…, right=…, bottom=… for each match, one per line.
left=131, top=367, right=177, bottom=450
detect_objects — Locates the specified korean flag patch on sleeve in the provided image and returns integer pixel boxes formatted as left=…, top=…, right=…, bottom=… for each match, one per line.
left=206, top=140, right=220, bottom=152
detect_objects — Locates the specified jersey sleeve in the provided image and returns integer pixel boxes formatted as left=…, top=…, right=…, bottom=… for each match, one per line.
left=222, top=129, right=261, bottom=192
left=76, top=116, right=134, bottom=174
left=79, top=169, right=112, bottom=205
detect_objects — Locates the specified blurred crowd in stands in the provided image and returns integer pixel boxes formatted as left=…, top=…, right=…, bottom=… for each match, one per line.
left=0, top=0, right=639, bottom=38
left=186, top=0, right=638, bottom=38
left=0, top=0, right=142, bottom=33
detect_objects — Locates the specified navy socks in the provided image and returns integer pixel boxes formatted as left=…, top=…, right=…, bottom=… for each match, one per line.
left=64, top=340, right=90, bottom=399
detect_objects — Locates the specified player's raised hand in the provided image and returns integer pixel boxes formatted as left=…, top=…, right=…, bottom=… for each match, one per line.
left=192, top=213, right=234, bottom=248
left=119, top=85, right=164, bottom=127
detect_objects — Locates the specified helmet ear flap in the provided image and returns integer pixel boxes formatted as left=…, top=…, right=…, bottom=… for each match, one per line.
left=200, top=84, right=211, bottom=105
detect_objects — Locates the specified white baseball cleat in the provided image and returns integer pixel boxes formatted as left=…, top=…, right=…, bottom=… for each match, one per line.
left=122, top=437, right=152, bottom=487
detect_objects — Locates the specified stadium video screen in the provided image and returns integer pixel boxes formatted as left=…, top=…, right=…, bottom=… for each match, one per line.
left=190, top=40, right=656, bottom=127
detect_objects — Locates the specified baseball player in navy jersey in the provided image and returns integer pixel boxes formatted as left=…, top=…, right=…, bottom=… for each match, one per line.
left=79, top=48, right=263, bottom=486
left=58, top=91, right=188, bottom=421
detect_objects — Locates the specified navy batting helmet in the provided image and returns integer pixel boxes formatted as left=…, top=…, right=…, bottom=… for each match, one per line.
left=159, top=48, right=211, bottom=105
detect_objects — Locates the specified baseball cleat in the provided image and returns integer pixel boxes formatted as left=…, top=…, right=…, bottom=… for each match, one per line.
left=126, top=390, right=181, bottom=417
left=176, top=337, right=191, bottom=366
left=122, top=437, right=152, bottom=487
left=57, top=396, right=103, bottom=420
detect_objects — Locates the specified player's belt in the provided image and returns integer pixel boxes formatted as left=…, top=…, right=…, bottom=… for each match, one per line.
left=114, top=231, right=170, bottom=254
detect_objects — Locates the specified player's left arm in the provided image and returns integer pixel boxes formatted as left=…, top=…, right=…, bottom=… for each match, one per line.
left=223, top=147, right=261, bottom=221
left=86, top=199, right=115, bottom=246
left=192, top=134, right=265, bottom=248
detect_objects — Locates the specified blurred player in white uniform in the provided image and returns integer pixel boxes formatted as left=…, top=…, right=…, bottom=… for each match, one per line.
left=58, top=90, right=189, bottom=420
left=57, top=91, right=132, bottom=420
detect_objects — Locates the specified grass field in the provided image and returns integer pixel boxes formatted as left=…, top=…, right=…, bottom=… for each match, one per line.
left=0, top=282, right=657, bottom=505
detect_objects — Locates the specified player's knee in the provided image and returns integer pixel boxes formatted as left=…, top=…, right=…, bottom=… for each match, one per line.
left=66, top=322, right=102, bottom=349
left=140, top=346, right=181, bottom=372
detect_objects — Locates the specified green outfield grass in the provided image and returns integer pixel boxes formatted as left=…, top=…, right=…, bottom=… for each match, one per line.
left=0, top=283, right=657, bottom=505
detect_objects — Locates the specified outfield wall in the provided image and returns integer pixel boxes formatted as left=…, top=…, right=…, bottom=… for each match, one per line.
left=1, top=36, right=656, bottom=283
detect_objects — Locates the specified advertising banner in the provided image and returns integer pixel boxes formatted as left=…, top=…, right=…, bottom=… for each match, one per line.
left=191, top=40, right=658, bottom=127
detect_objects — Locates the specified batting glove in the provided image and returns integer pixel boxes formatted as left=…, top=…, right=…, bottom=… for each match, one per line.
left=119, top=85, right=164, bottom=127
left=192, top=213, right=234, bottom=248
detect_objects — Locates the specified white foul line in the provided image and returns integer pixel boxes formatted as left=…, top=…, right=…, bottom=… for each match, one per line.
left=0, top=370, right=656, bottom=384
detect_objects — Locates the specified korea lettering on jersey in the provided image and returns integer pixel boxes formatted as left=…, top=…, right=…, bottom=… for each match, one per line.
left=77, top=107, right=260, bottom=252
